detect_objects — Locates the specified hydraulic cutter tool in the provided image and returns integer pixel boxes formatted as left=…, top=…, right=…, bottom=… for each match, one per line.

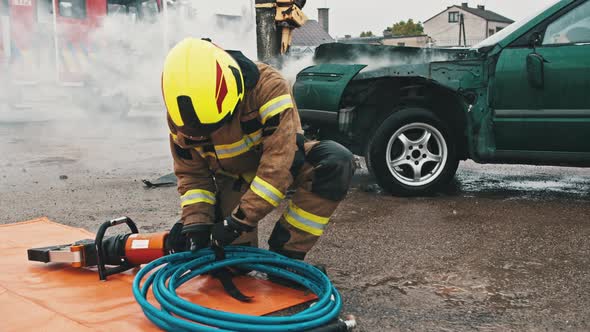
left=27, top=217, right=169, bottom=281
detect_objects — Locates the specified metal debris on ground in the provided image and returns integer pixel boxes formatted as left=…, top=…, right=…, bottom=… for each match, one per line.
left=142, top=172, right=177, bottom=188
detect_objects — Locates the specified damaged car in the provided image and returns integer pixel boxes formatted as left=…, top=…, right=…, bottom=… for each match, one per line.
left=293, top=0, right=590, bottom=196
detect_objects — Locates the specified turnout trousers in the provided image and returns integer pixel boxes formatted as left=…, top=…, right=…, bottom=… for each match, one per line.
left=216, top=140, right=354, bottom=259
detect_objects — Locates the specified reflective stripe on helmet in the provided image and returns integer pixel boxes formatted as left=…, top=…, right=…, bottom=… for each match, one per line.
left=283, top=201, right=330, bottom=236
left=259, top=94, right=293, bottom=124
left=250, top=176, right=285, bottom=207
left=181, top=189, right=216, bottom=207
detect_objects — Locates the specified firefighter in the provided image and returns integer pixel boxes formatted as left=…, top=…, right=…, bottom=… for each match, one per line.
left=162, top=38, right=354, bottom=261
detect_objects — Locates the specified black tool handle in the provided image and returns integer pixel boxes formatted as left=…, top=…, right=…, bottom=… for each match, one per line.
left=95, top=217, right=139, bottom=281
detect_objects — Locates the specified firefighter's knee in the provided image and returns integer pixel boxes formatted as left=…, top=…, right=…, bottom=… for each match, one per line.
left=307, top=140, right=355, bottom=201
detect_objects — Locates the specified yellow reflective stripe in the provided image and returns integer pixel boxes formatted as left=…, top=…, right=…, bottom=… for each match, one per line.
left=194, top=147, right=216, bottom=159
left=283, top=201, right=329, bottom=236
left=180, top=189, right=216, bottom=207
left=259, top=94, right=293, bottom=124
left=170, top=132, right=178, bottom=142
left=250, top=176, right=285, bottom=207
left=214, top=130, right=263, bottom=159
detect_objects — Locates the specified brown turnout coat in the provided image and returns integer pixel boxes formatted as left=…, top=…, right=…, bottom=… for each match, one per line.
left=169, top=63, right=307, bottom=228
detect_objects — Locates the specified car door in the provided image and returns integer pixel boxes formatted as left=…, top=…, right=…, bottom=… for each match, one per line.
left=491, top=0, right=590, bottom=161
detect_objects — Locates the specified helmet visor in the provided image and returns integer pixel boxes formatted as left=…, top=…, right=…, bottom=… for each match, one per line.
left=170, top=94, right=239, bottom=138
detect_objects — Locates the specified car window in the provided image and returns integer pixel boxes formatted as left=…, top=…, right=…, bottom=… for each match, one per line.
left=141, top=0, right=159, bottom=16
left=1, top=0, right=8, bottom=16
left=543, top=1, right=590, bottom=45
left=473, top=1, right=556, bottom=49
left=108, top=4, right=126, bottom=15
left=128, top=6, right=138, bottom=22
left=59, top=0, right=86, bottom=19
left=140, top=0, right=159, bottom=22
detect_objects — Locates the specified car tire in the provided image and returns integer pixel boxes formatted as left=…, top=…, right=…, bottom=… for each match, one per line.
left=368, top=107, right=459, bottom=196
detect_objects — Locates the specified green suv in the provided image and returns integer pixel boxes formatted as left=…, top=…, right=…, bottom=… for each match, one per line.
left=293, top=0, right=590, bottom=196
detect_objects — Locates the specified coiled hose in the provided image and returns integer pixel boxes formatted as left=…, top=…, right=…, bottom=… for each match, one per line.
left=132, top=246, right=343, bottom=331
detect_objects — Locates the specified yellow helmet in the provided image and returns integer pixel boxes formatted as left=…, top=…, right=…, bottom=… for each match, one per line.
left=162, top=38, right=245, bottom=137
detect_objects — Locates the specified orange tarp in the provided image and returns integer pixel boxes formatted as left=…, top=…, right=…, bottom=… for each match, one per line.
left=0, top=218, right=316, bottom=331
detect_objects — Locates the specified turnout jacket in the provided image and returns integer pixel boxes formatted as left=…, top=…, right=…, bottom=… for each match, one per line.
left=168, top=61, right=305, bottom=228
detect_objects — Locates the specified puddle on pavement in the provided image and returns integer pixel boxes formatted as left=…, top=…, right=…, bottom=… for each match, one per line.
left=356, top=271, right=532, bottom=311
left=351, top=160, right=590, bottom=201
left=446, top=169, right=590, bottom=201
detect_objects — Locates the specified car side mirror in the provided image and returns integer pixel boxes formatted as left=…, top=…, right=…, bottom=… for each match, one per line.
left=529, top=31, right=543, bottom=49
left=526, top=53, right=545, bottom=89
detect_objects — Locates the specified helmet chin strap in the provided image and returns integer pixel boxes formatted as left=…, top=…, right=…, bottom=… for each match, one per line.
left=186, top=135, right=209, bottom=141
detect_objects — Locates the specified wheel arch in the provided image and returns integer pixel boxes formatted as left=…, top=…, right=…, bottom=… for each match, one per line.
left=342, top=76, right=470, bottom=160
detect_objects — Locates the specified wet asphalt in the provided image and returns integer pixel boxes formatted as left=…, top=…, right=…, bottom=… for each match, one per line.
left=0, top=116, right=588, bottom=331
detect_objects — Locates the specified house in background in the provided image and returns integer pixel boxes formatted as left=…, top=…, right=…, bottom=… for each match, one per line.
left=380, top=32, right=431, bottom=47
left=424, top=3, right=513, bottom=47
left=341, top=2, right=513, bottom=49
left=291, top=8, right=335, bottom=56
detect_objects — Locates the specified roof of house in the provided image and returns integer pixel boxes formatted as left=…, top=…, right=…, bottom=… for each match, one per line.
left=460, top=6, right=514, bottom=23
left=292, top=19, right=335, bottom=47
left=424, top=5, right=514, bottom=24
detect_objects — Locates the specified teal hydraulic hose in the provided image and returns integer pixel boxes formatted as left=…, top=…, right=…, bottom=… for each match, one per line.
left=132, top=246, right=342, bottom=332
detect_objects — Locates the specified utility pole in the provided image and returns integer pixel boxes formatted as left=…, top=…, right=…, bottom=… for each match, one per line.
left=255, top=0, right=281, bottom=63
left=458, top=13, right=467, bottom=47
left=462, top=14, right=467, bottom=46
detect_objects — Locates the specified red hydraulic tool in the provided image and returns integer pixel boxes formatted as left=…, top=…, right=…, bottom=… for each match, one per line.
left=27, top=217, right=170, bottom=281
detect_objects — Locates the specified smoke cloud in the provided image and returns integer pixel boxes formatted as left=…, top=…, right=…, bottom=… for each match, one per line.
left=1, top=1, right=257, bottom=118
left=0, top=1, right=264, bottom=173
left=2, top=1, right=428, bottom=175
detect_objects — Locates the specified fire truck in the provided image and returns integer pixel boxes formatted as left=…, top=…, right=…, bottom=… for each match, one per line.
left=1, top=0, right=164, bottom=114
left=55, top=0, right=163, bottom=84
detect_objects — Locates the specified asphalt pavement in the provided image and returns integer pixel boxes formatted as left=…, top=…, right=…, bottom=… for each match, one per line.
left=1, top=116, right=588, bottom=331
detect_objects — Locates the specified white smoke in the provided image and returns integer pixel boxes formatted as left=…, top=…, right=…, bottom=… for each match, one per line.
left=280, top=53, right=315, bottom=85
left=82, top=0, right=258, bottom=117
left=1, top=0, right=258, bottom=121
left=0, top=0, right=264, bottom=173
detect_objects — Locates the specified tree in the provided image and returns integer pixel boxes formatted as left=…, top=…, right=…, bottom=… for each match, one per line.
left=385, top=19, right=424, bottom=36
left=360, top=31, right=374, bottom=38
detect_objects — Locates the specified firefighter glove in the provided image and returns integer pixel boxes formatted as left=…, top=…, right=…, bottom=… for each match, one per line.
left=211, top=210, right=253, bottom=247
left=166, top=221, right=188, bottom=253
left=181, top=223, right=212, bottom=251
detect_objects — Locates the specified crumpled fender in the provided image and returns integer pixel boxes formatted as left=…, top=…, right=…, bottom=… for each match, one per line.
left=293, top=64, right=366, bottom=111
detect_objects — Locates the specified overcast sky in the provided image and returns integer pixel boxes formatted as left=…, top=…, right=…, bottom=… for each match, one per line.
left=301, top=0, right=558, bottom=38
